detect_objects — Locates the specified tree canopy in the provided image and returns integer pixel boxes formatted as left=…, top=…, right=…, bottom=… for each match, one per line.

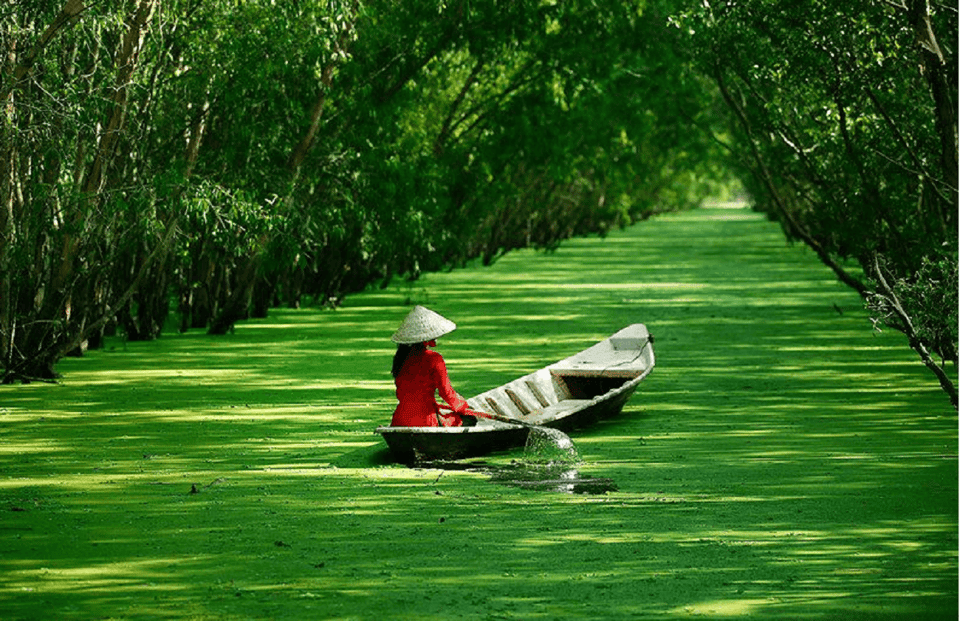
left=1, top=0, right=956, bottom=403
left=680, top=0, right=957, bottom=404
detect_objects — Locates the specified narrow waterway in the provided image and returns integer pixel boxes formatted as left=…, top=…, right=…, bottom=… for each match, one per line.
left=3, top=203, right=955, bottom=620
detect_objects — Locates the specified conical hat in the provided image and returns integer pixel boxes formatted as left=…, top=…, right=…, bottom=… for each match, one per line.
left=391, top=306, right=456, bottom=344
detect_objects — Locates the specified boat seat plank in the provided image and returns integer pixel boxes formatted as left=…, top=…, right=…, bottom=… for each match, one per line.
left=526, top=399, right=593, bottom=425
left=549, top=365, right=644, bottom=379
left=474, top=396, right=594, bottom=426
left=528, top=368, right=565, bottom=403
left=483, top=397, right=509, bottom=418
left=476, top=383, right=538, bottom=418
left=524, top=380, right=551, bottom=407
left=504, top=388, right=531, bottom=414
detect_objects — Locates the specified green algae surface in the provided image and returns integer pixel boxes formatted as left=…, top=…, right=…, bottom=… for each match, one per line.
left=1, top=204, right=956, bottom=620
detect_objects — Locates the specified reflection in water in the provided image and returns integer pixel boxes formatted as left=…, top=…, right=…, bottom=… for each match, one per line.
left=417, top=459, right=618, bottom=495
left=417, top=429, right=618, bottom=495
left=486, top=463, right=619, bottom=495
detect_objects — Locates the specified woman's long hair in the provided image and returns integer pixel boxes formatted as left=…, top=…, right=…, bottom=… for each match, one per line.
left=392, top=343, right=425, bottom=378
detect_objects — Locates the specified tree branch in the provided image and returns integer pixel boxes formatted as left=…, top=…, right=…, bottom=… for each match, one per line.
left=54, top=214, right=181, bottom=364
left=1, top=0, right=87, bottom=103
left=869, top=254, right=958, bottom=408
left=715, top=67, right=867, bottom=296
left=287, top=0, right=359, bottom=185
left=434, top=56, right=485, bottom=156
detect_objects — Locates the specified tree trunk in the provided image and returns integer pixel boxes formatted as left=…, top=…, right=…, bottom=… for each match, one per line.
left=287, top=0, right=358, bottom=187
left=208, top=255, right=260, bottom=335
left=1, top=1, right=87, bottom=103
left=714, top=68, right=868, bottom=296
left=908, top=0, right=958, bottom=221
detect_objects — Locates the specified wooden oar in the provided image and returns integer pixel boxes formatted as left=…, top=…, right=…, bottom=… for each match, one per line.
left=438, top=405, right=576, bottom=445
left=438, top=404, right=578, bottom=460
left=438, top=403, right=540, bottom=429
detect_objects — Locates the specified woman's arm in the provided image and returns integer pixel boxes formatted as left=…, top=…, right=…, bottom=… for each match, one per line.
left=431, top=352, right=467, bottom=413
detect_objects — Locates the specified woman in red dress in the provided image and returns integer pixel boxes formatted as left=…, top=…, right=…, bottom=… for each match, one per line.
left=390, top=306, right=476, bottom=427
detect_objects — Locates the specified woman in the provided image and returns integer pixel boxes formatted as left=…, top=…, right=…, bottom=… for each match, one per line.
left=390, top=305, right=476, bottom=427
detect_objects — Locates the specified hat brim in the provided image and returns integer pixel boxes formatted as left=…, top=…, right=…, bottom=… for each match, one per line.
left=390, top=306, right=457, bottom=344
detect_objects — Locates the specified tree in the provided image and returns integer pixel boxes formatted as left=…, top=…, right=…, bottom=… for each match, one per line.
left=682, top=0, right=958, bottom=405
left=0, top=0, right=741, bottom=380
left=1, top=0, right=176, bottom=381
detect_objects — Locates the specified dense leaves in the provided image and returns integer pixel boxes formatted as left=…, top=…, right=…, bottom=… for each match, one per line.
left=1, top=0, right=723, bottom=381
left=680, top=0, right=958, bottom=404
left=1, top=0, right=955, bottom=403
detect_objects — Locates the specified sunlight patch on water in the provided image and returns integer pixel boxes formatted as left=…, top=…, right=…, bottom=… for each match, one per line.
left=555, top=282, right=708, bottom=290
left=0, top=445, right=68, bottom=457
left=3, top=557, right=206, bottom=592
left=670, top=599, right=773, bottom=616
left=63, top=368, right=243, bottom=385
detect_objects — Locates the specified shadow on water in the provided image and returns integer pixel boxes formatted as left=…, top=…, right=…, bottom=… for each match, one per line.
left=413, top=458, right=619, bottom=495
left=414, top=429, right=619, bottom=495
left=3, top=205, right=954, bottom=620
left=487, top=463, right=619, bottom=494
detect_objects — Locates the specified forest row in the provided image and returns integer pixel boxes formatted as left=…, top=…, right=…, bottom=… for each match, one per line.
left=1, top=1, right=956, bottom=403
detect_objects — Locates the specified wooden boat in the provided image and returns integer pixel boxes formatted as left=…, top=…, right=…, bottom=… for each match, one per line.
left=376, top=323, right=655, bottom=463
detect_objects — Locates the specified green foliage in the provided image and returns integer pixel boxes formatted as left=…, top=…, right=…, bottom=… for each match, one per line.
left=1, top=1, right=174, bottom=377
left=4, top=0, right=951, bottom=403
left=680, top=0, right=958, bottom=402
